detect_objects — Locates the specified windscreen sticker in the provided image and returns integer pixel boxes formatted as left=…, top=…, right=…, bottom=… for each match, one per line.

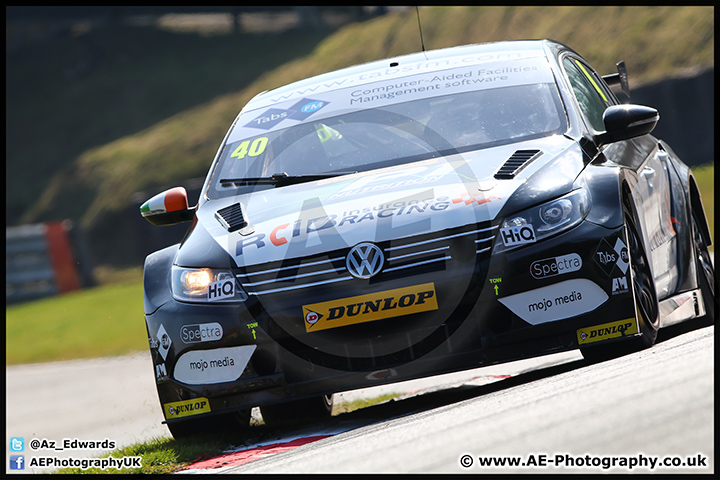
left=260, top=49, right=545, bottom=106
left=498, top=279, right=608, bottom=325
left=229, top=56, right=553, bottom=142
left=302, top=283, right=438, bottom=332
left=244, top=98, right=329, bottom=130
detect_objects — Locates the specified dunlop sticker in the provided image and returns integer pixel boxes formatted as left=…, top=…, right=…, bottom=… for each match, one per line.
left=576, top=318, right=638, bottom=345
left=302, top=283, right=438, bottom=332
left=164, top=397, right=211, bottom=419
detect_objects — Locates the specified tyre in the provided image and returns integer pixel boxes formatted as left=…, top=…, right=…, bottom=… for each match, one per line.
left=261, top=394, right=334, bottom=427
left=581, top=195, right=659, bottom=361
left=167, top=410, right=251, bottom=440
left=623, top=197, right=660, bottom=349
left=692, top=205, right=716, bottom=325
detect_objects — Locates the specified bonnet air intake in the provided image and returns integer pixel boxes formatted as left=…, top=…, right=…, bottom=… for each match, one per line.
left=494, top=149, right=543, bottom=179
left=215, top=203, right=248, bottom=232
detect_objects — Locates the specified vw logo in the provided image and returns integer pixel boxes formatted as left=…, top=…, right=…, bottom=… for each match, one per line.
left=346, top=243, right=384, bottom=279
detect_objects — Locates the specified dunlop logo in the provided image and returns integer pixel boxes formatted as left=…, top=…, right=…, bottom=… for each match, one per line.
left=302, top=283, right=438, bottom=332
left=163, top=397, right=211, bottom=419
left=576, top=318, right=638, bottom=345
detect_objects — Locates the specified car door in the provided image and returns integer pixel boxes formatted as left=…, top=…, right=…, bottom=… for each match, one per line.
left=560, top=54, right=677, bottom=299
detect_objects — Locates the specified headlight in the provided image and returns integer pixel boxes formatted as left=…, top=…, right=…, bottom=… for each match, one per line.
left=495, top=188, right=590, bottom=252
left=171, top=266, right=248, bottom=303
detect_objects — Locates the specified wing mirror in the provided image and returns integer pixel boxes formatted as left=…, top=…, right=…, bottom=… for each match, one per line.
left=140, top=187, right=196, bottom=226
left=596, top=104, right=659, bottom=146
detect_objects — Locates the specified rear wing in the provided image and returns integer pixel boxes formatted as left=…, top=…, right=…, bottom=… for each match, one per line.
left=602, top=60, right=630, bottom=100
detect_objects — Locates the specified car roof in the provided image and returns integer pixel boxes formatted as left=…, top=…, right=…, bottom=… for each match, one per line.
left=245, top=39, right=568, bottom=112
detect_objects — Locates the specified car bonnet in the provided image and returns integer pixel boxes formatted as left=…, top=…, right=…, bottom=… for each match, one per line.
left=198, top=135, right=579, bottom=268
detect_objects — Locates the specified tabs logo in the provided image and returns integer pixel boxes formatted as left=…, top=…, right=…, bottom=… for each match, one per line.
left=531, top=253, right=582, bottom=279
left=577, top=318, right=638, bottom=345
left=500, top=224, right=536, bottom=247
left=302, top=283, right=438, bottom=332
left=164, top=397, right=211, bottom=419
left=594, top=237, right=629, bottom=276
left=243, top=98, right=328, bottom=130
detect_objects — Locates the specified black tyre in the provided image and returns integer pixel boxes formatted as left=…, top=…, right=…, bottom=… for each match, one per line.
left=167, top=410, right=251, bottom=440
left=624, top=198, right=660, bottom=349
left=692, top=206, right=716, bottom=325
left=261, top=394, right=334, bottom=427
left=581, top=196, right=659, bottom=361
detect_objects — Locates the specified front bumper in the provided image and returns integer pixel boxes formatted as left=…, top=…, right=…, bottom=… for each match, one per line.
left=145, top=220, right=638, bottom=423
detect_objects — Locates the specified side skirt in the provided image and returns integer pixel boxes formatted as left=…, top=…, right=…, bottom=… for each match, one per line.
left=659, top=289, right=706, bottom=328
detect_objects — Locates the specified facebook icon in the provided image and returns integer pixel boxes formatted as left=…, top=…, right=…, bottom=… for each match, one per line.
left=10, top=454, right=25, bottom=470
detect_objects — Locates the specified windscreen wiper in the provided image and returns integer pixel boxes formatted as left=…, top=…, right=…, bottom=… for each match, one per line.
left=220, top=172, right=357, bottom=188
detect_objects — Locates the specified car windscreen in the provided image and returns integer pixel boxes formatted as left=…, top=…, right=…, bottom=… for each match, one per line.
left=207, top=63, right=566, bottom=197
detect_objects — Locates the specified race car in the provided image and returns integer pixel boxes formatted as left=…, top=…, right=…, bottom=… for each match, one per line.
left=140, top=39, right=715, bottom=438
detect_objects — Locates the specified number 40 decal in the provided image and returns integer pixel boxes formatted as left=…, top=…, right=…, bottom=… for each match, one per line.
left=231, top=137, right=268, bottom=160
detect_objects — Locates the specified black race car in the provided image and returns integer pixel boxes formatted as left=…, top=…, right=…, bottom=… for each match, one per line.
left=140, top=39, right=715, bottom=438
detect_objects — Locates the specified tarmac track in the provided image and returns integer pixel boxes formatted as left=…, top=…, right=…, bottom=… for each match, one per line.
left=7, top=319, right=713, bottom=474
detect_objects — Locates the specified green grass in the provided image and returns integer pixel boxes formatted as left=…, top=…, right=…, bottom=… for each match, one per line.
left=54, top=394, right=400, bottom=474
left=6, top=280, right=147, bottom=365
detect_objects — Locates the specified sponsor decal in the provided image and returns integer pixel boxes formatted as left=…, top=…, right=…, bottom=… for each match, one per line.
left=208, top=278, right=235, bottom=301
left=497, top=279, right=608, bottom=325
left=593, top=237, right=629, bottom=276
left=155, top=363, right=168, bottom=381
left=530, top=253, right=582, bottom=279
left=156, top=324, right=171, bottom=361
left=181, top=323, right=224, bottom=344
left=164, top=397, right=211, bottom=420
left=148, top=337, right=159, bottom=349
left=577, top=318, right=638, bottom=345
left=244, top=98, right=328, bottom=130
left=173, top=345, right=257, bottom=385
left=499, top=224, right=536, bottom=247
left=235, top=193, right=496, bottom=256
left=611, top=276, right=629, bottom=295
left=452, top=192, right=502, bottom=206
left=302, top=283, right=438, bottom=332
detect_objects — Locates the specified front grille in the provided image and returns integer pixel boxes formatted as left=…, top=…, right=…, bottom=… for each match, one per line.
left=236, top=222, right=497, bottom=296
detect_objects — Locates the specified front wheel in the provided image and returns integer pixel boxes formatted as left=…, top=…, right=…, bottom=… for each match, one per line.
left=581, top=196, right=659, bottom=361
left=624, top=198, right=660, bottom=349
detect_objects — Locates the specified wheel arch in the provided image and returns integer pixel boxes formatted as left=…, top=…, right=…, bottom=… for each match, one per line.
left=143, top=244, right=179, bottom=315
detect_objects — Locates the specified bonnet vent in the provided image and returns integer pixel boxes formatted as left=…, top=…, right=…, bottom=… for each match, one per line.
left=215, top=203, right=247, bottom=232
left=494, top=149, right=542, bottom=179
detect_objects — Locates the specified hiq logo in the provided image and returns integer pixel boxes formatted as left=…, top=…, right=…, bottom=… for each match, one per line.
left=10, top=455, right=25, bottom=470
left=10, top=436, right=24, bottom=451
left=500, top=224, right=536, bottom=247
